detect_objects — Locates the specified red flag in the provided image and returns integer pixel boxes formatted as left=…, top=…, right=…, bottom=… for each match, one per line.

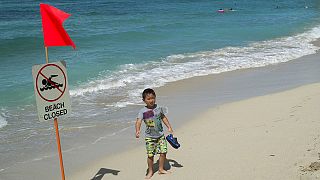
left=40, top=3, right=76, bottom=49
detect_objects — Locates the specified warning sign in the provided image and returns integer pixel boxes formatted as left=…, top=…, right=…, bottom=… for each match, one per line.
left=32, top=61, right=71, bottom=122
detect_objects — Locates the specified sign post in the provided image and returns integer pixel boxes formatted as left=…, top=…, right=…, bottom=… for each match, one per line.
left=32, top=56, right=70, bottom=180
left=38, top=3, right=76, bottom=179
left=54, top=116, right=65, bottom=180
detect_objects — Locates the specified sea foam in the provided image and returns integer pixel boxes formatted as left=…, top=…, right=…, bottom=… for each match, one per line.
left=0, top=114, right=8, bottom=129
left=69, top=25, right=320, bottom=108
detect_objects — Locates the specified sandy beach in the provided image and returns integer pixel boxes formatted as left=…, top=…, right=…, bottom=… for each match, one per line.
left=1, top=51, right=319, bottom=180
left=69, top=81, right=320, bottom=180
left=67, top=49, right=320, bottom=180
left=2, top=51, right=319, bottom=180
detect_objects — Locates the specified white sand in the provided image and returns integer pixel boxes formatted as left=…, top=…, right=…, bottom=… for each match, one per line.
left=69, top=83, right=320, bottom=180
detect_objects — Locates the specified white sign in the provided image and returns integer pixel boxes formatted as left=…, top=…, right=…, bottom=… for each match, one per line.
left=32, top=61, right=71, bottom=122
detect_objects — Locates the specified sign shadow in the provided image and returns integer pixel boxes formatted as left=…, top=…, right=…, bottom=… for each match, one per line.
left=91, top=168, right=120, bottom=180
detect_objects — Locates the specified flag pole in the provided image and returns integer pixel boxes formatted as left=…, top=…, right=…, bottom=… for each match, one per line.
left=45, top=46, right=66, bottom=180
left=54, top=118, right=66, bottom=180
left=45, top=47, right=49, bottom=64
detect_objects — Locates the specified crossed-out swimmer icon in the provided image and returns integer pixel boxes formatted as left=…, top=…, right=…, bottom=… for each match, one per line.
left=40, top=74, right=63, bottom=91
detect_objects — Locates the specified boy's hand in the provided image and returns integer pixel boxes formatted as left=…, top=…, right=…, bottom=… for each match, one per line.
left=135, top=131, right=140, bottom=138
left=135, top=118, right=142, bottom=138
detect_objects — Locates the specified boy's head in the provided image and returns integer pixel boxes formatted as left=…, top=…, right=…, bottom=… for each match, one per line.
left=142, top=88, right=156, bottom=108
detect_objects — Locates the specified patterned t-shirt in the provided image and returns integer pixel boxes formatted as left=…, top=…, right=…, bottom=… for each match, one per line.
left=137, top=104, right=165, bottom=138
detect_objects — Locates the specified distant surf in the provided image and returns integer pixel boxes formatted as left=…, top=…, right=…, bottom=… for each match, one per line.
left=70, top=25, right=320, bottom=108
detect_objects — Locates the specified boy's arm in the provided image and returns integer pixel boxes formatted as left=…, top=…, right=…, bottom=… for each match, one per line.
left=135, top=118, right=142, bottom=138
left=162, top=115, right=173, bottom=134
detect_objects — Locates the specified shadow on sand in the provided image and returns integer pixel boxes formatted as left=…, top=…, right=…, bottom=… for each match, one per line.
left=91, top=168, right=120, bottom=180
left=146, top=158, right=183, bottom=175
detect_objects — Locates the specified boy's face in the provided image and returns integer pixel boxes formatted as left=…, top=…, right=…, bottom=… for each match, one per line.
left=144, top=94, right=156, bottom=108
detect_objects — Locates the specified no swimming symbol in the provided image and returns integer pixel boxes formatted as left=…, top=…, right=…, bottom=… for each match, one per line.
left=40, top=74, right=63, bottom=92
left=36, top=63, right=67, bottom=102
left=32, top=61, right=71, bottom=122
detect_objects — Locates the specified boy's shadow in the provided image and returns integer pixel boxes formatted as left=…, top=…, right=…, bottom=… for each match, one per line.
left=91, top=168, right=120, bottom=180
left=146, top=159, right=183, bottom=175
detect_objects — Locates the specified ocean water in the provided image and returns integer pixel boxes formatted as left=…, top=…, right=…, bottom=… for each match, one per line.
left=1, top=0, right=320, bottom=175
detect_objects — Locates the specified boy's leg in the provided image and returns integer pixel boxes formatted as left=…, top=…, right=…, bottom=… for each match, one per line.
left=146, top=156, right=154, bottom=179
left=158, top=136, right=170, bottom=174
left=158, top=153, right=168, bottom=173
left=145, top=137, right=156, bottom=179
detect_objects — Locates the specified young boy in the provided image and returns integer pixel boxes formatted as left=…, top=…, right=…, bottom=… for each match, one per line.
left=135, top=88, right=173, bottom=179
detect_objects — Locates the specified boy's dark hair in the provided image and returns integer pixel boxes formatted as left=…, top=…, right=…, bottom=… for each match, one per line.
left=142, top=88, right=156, bottom=100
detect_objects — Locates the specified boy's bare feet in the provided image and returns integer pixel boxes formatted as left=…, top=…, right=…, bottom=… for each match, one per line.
left=145, top=172, right=153, bottom=179
left=158, top=170, right=171, bottom=175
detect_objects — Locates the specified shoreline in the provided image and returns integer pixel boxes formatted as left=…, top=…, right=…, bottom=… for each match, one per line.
left=2, top=51, right=320, bottom=180
left=68, top=51, right=320, bottom=179
left=69, top=82, right=320, bottom=180
left=156, top=50, right=320, bottom=129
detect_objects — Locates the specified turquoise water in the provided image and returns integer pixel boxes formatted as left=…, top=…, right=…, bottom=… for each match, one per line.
left=1, top=0, right=320, bottom=175
left=1, top=0, right=320, bottom=107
